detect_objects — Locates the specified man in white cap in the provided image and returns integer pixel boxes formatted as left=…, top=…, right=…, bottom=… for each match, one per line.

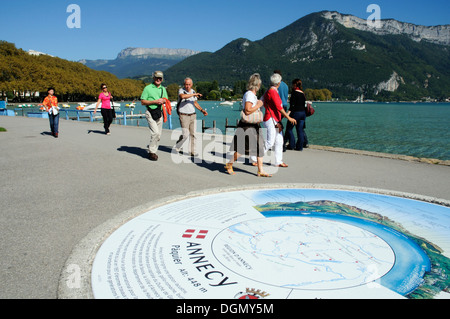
left=141, top=71, right=169, bottom=161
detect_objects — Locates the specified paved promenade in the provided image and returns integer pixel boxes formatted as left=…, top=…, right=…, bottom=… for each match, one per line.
left=1, top=116, right=449, bottom=299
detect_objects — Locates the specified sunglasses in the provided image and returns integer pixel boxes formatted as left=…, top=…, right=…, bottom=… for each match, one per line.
left=102, top=87, right=107, bottom=89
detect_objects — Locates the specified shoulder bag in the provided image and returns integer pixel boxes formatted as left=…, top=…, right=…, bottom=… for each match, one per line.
left=240, top=95, right=263, bottom=124
left=306, top=101, right=315, bottom=117
left=148, top=89, right=164, bottom=121
left=241, top=108, right=263, bottom=124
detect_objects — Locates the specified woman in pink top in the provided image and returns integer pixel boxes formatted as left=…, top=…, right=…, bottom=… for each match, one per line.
left=94, top=83, right=114, bottom=135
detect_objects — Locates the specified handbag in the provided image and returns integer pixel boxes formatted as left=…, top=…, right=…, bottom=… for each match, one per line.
left=149, top=107, right=162, bottom=120
left=50, top=106, right=59, bottom=115
left=148, top=89, right=164, bottom=121
left=306, top=102, right=315, bottom=117
left=267, top=104, right=283, bottom=133
left=240, top=109, right=263, bottom=124
left=240, top=94, right=264, bottom=124
left=274, top=121, right=284, bottom=133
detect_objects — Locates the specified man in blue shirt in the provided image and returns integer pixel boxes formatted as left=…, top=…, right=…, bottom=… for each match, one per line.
left=274, top=70, right=289, bottom=111
left=274, top=70, right=289, bottom=151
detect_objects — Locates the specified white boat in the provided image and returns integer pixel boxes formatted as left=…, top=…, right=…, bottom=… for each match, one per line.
left=79, top=102, right=121, bottom=111
left=220, top=101, right=234, bottom=106
left=81, top=103, right=97, bottom=111
left=125, top=102, right=136, bottom=108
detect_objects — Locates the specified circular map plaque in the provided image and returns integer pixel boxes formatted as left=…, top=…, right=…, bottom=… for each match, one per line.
left=213, top=217, right=395, bottom=290
left=91, top=188, right=450, bottom=299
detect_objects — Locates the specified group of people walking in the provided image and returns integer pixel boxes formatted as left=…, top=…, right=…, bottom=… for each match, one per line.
left=225, top=71, right=308, bottom=177
left=42, top=69, right=309, bottom=177
left=41, top=83, right=115, bottom=138
left=139, top=70, right=308, bottom=178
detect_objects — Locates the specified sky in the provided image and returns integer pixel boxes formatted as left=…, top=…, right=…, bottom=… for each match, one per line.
left=1, top=0, right=449, bottom=61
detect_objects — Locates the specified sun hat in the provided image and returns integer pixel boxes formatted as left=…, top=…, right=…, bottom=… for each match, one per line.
left=153, top=71, right=164, bottom=79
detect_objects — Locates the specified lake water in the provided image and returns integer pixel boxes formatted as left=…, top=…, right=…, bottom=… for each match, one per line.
left=306, top=102, right=450, bottom=161
left=11, top=101, right=450, bottom=160
left=161, top=101, right=450, bottom=161
left=261, top=210, right=431, bottom=296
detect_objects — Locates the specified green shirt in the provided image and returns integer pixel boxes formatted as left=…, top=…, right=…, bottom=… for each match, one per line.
left=140, top=83, right=169, bottom=110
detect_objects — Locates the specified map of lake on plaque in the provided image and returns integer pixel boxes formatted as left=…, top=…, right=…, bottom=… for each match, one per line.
left=91, top=188, right=450, bottom=299
left=214, top=217, right=396, bottom=290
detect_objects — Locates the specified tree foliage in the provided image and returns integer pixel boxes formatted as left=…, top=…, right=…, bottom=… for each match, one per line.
left=305, top=88, right=332, bottom=101
left=0, top=41, right=145, bottom=102
left=166, top=83, right=180, bottom=100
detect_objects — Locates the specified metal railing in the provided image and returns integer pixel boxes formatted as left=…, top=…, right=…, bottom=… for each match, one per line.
left=9, top=108, right=175, bottom=129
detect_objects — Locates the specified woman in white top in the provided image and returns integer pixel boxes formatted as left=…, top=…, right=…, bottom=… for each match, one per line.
left=225, top=73, right=271, bottom=177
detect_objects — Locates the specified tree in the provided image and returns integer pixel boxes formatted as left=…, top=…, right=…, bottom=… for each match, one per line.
left=211, top=80, right=219, bottom=91
left=322, top=89, right=332, bottom=101
left=207, top=90, right=221, bottom=100
left=166, top=83, right=180, bottom=100
left=0, top=41, right=146, bottom=102
left=233, top=80, right=247, bottom=96
left=304, top=88, right=333, bottom=101
left=196, top=81, right=213, bottom=97
left=221, top=89, right=232, bottom=101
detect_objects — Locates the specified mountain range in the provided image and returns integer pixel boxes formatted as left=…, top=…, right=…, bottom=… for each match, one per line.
left=163, top=11, right=449, bottom=101
left=79, top=47, right=199, bottom=79
left=79, top=11, right=450, bottom=101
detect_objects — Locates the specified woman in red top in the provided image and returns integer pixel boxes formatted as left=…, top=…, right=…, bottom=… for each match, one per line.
left=94, top=83, right=114, bottom=135
left=262, top=73, right=296, bottom=167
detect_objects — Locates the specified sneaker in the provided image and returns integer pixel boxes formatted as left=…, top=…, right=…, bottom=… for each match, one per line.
left=148, top=153, right=158, bottom=161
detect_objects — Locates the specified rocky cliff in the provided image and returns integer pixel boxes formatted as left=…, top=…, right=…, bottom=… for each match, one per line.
left=80, top=47, right=200, bottom=78
left=116, top=47, right=200, bottom=60
left=164, top=11, right=450, bottom=100
left=322, top=11, right=450, bottom=46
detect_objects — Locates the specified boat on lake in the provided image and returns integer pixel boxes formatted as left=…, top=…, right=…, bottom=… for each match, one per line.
left=76, top=103, right=87, bottom=110
left=77, top=102, right=121, bottom=111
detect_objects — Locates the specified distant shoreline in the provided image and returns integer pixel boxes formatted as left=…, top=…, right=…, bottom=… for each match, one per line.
left=4, top=101, right=450, bottom=106
left=4, top=103, right=449, bottom=165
